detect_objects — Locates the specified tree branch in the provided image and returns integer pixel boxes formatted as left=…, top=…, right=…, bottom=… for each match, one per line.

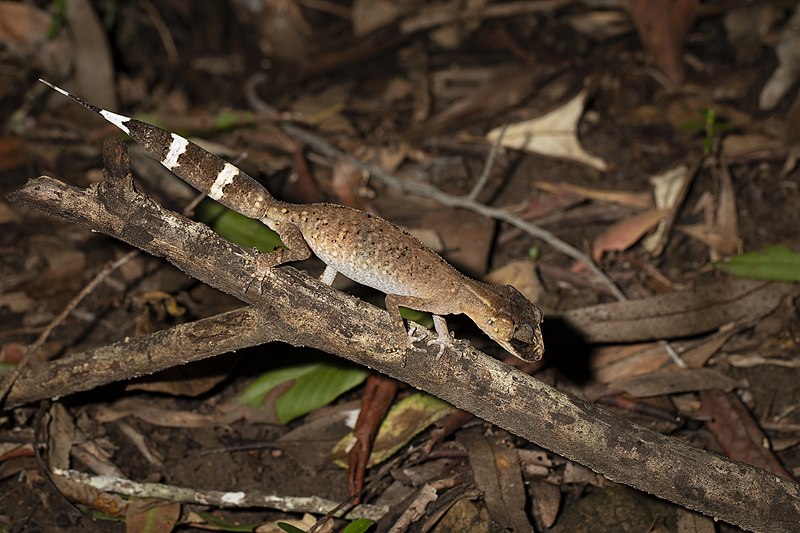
left=5, top=139, right=799, bottom=532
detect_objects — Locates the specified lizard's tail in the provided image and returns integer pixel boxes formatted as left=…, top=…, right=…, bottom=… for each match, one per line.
left=39, top=79, right=278, bottom=220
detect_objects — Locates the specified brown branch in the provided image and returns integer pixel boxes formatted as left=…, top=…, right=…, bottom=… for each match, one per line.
left=5, top=139, right=799, bottom=532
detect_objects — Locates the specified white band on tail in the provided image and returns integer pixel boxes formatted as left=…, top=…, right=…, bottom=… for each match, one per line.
left=163, top=134, right=189, bottom=170
left=209, top=162, right=238, bottom=200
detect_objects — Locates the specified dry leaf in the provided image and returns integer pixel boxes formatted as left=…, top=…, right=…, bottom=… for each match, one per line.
left=700, top=389, right=794, bottom=480
left=676, top=507, right=717, bottom=533
left=562, top=278, right=796, bottom=343
left=715, top=165, right=739, bottom=255
left=678, top=224, right=742, bottom=256
left=536, top=181, right=652, bottom=208
left=352, top=0, right=402, bottom=36
left=485, top=259, right=543, bottom=303
left=642, top=164, right=691, bottom=256
left=721, top=133, right=781, bottom=158
left=626, top=0, right=699, bottom=84
left=592, top=208, right=667, bottom=261
left=592, top=343, right=670, bottom=383
left=760, top=4, right=800, bottom=109
left=608, top=367, right=739, bottom=398
left=487, top=90, right=609, bottom=171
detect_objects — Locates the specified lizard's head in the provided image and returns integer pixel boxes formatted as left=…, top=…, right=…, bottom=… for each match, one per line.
left=475, top=284, right=544, bottom=362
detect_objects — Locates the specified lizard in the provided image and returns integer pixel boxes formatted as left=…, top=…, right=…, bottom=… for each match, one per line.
left=40, top=80, right=545, bottom=362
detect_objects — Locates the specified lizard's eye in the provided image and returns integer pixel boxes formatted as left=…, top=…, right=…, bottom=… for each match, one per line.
left=514, top=324, right=535, bottom=343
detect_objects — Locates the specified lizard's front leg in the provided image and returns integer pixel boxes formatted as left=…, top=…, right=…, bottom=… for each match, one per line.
left=385, top=294, right=462, bottom=356
left=252, top=221, right=312, bottom=293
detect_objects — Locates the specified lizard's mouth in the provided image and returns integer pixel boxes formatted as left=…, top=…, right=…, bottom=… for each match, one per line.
left=503, top=335, right=544, bottom=362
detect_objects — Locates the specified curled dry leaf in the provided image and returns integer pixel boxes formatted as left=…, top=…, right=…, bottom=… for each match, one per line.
left=486, top=90, right=609, bottom=171
left=642, top=164, right=692, bottom=256
left=592, top=208, right=667, bottom=262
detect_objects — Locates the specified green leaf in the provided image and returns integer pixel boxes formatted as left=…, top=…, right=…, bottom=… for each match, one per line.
left=277, top=523, right=307, bottom=533
left=195, top=199, right=283, bottom=252
left=714, top=244, right=800, bottom=281
left=399, top=307, right=432, bottom=328
left=343, top=519, right=374, bottom=533
left=236, top=360, right=368, bottom=424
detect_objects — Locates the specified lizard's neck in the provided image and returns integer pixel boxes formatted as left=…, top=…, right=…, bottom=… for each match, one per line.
left=458, top=279, right=502, bottom=325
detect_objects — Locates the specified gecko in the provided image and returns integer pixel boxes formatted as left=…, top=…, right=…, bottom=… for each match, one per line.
left=40, top=80, right=544, bottom=362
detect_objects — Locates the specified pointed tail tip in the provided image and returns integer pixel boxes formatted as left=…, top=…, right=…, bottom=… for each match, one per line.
left=38, top=78, right=69, bottom=97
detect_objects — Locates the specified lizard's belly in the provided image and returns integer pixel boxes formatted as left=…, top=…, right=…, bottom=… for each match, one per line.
left=297, top=207, right=456, bottom=298
left=309, top=240, right=422, bottom=296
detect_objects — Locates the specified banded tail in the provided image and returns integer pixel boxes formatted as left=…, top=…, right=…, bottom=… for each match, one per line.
left=39, top=79, right=275, bottom=220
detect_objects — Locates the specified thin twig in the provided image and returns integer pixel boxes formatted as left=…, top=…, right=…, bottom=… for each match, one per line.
left=53, top=468, right=388, bottom=520
left=282, top=122, right=626, bottom=300
left=0, top=250, right=138, bottom=405
left=467, top=123, right=508, bottom=201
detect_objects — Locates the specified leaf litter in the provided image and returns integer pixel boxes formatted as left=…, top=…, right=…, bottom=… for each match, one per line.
left=2, top=1, right=800, bottom=532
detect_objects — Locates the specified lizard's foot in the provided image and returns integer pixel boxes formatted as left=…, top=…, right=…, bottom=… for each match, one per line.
left=426, top=334, right=471, bottom=359
left=403, top=323, right=428, bottom=354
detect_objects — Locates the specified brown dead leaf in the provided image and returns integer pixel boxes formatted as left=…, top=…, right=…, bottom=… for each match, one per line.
left=421, top=208, right=494, bottom=277
left=592, top=343, right=670, bottom=383
left=0, top=343, right=26, bottom=365
left=715, top=165, right=739, bottom=257
left=562, top=278, right=797, bottom=343
left=331, top=159, right=366, bottom=209
left=352, top=0, right=402, bottom=36
left=0, top=137, right=21, bottom=174
left=677, top=223, right=742, bottom=256
left=485, top=260, right=543, bottom=304
left=535, top=181, right=652, bottom=208
left=94, top=398, right=216, bottom=428
left=418, top=67, right=538, bottom=138
left=676, top=507, right=716, bottom=533
left=530, top=480, right=561, bottom=529
left=0, top=291, right=35, bottom=313
left=608, top=367, right=739, bottom=398
left=257, top=0, right=312, bottom=65
left=459, top=428, right=531, bottom=533
left=592, top=208, right=667, bottom=261
left=0, top=2, right=49, bottom=54
left=125, top=360, right=231, bottom=397
left=126, top=502, right=181, bottom=533
left=626, top=0, right=699, bottom=84
left=700, top=389, right=793, bottom=480
left=722, top=133, right=782, bottom=158
left=348, top=375, right=398, bottom=501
